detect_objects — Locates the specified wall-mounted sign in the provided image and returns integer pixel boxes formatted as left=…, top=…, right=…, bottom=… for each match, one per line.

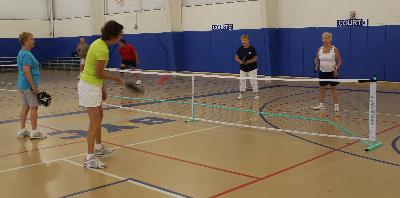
left=337, top=19, right=369, bottom=27
left=212, top=24, right=234, bottom=31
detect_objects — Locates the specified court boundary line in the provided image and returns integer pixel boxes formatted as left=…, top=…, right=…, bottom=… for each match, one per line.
left=209, top=124, right=400, bottom=197
left=261, top=90, right=400, bottom=166
left=0, top=123, right=260, bottom=180
left=60, top=178, right=130, bottom=198
left=0, top=115, right=162, bottom=159
left=103, top=141, right=260, bottom=180
left=62, top=159, right=191, bottom=198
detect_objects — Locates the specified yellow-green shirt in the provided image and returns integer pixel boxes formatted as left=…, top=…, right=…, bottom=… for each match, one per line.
left=81, top=39, right=109, bottom=86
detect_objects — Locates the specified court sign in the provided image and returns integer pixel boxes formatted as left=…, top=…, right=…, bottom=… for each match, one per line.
left=212, top=24, right=234, bottom=31
left=337, top=19, right=369, bottom=27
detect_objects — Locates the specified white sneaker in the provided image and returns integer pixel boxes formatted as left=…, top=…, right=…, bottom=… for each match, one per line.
left=334, top=104, right=340, bottom=112
left=95, top=144, right=115, bottom=157
left=237, top=94, right=243, bottom=100
left=30, top=131, right=47, bottom=140
left=254, top=95, right=259, bottom=100
left=83, top=156, right=107, bottom=169
left=136, top=80, right=142, bottom=85
left=313, top=103, right=325, bottom=110
left=17, top=129, right=30, bottom=139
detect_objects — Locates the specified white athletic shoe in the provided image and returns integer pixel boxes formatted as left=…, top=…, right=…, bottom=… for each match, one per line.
left=313, top=103, right=325, bottom=110
left=334, top=104, right=340, bottom=112
left=83, top=156, right=107, bottom=169
left=237, top=94, right=243, bottom=100
left=30, top=131, right=47, bottom=140
left=136, top=80, right=142, bottom=85
left=17, top=129, right=30, bottom=139
left=95, top=144, right=115, bottom=157
left=254, top=95, right=259, bottom=100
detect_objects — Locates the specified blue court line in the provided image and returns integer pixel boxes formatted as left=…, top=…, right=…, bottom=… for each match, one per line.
left=128, top=178, right=192, bottom=198
left=60, top=179, right=130, bottom=198
left=260, top=91, right=400, bottom=167
left=391, top=135, right=400, bottom=154
left=60, top=178, right=192, bottom=198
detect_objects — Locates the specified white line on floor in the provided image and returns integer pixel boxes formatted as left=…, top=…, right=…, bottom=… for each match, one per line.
left=0, top=125, right=223, bottom=174
left=62, top=159, right=186, bottom=198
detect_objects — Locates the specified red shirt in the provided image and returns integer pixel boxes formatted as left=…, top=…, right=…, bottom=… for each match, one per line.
left=119, top=44, right=137, bottom=61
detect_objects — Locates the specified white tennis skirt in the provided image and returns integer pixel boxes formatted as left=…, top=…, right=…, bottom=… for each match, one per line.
left=78, top=80, right=102, bottom=107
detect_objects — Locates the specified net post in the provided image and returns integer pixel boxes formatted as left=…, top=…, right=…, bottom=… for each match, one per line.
left=185, top=75, right=196, bottom=123
left=365, top=79, right=383, bottom=151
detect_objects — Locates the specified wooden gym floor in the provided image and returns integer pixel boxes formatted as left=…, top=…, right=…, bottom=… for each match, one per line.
left=0, top=70, right=399, bottom=198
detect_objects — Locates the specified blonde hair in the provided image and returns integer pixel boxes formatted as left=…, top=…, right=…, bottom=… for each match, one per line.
left=19, top=32, right=33, bottom=46
left=322, top=32, right=332, bottom=42
left=240, top=34, right=249, bottom=40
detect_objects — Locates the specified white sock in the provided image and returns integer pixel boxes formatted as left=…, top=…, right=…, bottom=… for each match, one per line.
left=86, top=153, right=95, bottom=161
left=31, top=130, right=37, bottom=134
left=95, top=144, right=103, bottom=151
left=19, top=128, right=26, bottom=133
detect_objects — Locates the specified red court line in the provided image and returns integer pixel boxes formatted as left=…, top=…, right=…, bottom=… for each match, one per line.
left=38, top=124, right=260, bottom=179
left=210, top=124, right=400, bottom=197
left=104, top=141, right=261, bottom=180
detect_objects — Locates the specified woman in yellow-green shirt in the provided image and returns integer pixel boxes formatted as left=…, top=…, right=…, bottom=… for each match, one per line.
left=78, top=20, right=123, bottom=169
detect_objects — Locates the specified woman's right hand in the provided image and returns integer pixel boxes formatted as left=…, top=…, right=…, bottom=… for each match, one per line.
left=32, top=87, right=39, bottom=95
left=314, top=65, right=319, bottom=72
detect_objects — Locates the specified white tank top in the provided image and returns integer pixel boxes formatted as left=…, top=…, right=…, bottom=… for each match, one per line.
left=319, top=46, right=336, bottom=72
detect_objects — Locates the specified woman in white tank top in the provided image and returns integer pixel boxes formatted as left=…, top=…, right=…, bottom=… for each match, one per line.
left=313, top=32, right=343, bottom=112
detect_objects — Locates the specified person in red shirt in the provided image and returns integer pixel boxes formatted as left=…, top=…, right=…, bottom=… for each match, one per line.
left=118, top=39, right=141, bottom=85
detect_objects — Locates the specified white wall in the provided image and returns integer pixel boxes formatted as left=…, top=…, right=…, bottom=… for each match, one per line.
left=0, top=20, right=51, bottom=38
left=182, top=1, right=265, bottom=31
left=276, top=0, right=400, bottom=28
left=53, top=0, right=171, bottom=37
left=106, top=10, right=171, bottom=34
left=53, top=17, right=94, bottom=37
left=2, top=0, right=399, bottom=40
left=0, top=0, right=49, bottom=20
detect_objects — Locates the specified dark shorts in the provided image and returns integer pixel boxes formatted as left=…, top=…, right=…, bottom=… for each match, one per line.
left=120, top=59, right=137, bottom=69
left=319, top=71, right=339, bottom=87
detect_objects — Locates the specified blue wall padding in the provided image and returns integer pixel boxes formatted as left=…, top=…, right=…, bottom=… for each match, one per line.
left=384, top=25, right=400, bottom=81
left=350, top=27, right=369, bottom=79
left=181, top=31, right=211, bottom=72
left=0, top=38, right=23, bottom=57
left=268, top=28, right=278, bottom=75
left=0, top=38, right=52, bottom=60
left=367, top=26, right=386, bottom=80
left=1, top=25, right=400, bottom=81
left=275, top=28, right=291, bottom=76
left=172, top=32, right=184, bottom=72
left=210, top=30, right=235, bottom=73
left=289, top=29, right=305, bottom=76
left=302, top=27, right=319, bottom=78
